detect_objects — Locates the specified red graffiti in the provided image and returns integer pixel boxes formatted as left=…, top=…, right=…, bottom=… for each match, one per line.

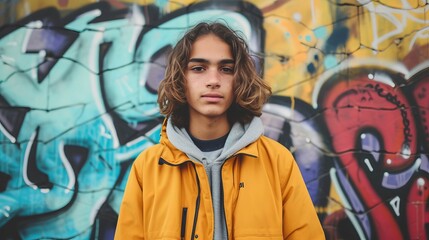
left=410, top=71, right=429, bottom=149
left=320, top=77, right=417, bottom=170
left=406, top=175, right=429, bottom=240
left=318, top=67, right=423, bottom=239
left=58, top=0, right=69, bottom=8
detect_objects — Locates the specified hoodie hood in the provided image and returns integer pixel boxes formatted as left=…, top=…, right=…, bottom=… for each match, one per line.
left=165, top=117, right=264, bottom=164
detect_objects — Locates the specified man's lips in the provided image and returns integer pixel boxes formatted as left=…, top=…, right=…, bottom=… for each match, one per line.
left=201, top=93, right=223, bottom=102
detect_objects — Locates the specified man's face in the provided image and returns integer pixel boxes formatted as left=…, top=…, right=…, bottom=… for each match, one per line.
left=185, top=33, right=235, bottom=123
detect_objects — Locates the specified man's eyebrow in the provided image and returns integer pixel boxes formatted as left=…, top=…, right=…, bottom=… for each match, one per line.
left=220, top=59, right=235, bottom=64
left=188, top=58, right=235, bottom=64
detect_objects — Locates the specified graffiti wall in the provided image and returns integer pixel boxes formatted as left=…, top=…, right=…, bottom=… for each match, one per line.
left=0, top=0, right=428, bottom=239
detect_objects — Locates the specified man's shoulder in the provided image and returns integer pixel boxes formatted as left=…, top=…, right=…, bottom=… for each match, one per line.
left=255, top=135, right=294, bottom=160
left=258, top=135, right=290, bottom=150
left=134, top=143, right=165, bottom=164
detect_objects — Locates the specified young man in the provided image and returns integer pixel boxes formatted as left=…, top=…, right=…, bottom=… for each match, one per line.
left=115, top=22, right=325, bottom=240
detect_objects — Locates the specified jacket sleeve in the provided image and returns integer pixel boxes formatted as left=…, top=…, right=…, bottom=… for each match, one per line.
left=114, top=160, right=144, bottom=240
left=281, top=149, right=326, bottom=240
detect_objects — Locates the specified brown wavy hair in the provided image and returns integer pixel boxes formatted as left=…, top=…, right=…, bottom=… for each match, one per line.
left=157, top=21, right=271, bottom=128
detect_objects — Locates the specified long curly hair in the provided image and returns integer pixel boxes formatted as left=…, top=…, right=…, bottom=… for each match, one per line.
left=157, top=21, right=271, bottom=128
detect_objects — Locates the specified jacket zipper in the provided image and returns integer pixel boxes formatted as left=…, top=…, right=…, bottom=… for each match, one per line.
left=190, top=164, right=201, bottom=240
left=220, top=159, right=229, bottom=240
left=159, top=158, right=201, bottom=240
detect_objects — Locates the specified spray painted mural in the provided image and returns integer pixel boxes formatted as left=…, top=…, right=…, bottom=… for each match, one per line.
left=0, top=0, right=428, bottom=239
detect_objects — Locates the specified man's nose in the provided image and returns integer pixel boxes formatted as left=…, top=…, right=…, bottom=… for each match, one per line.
left=206, top=69, right=221, bottom=88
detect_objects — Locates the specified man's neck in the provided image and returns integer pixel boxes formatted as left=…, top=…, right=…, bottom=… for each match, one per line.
left=188, top=116, right=230, bottom=140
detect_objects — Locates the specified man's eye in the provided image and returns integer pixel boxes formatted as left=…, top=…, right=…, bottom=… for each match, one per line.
left=221, top=67, right=234, bottom=73
left=191, top=66, right=205, bottom=72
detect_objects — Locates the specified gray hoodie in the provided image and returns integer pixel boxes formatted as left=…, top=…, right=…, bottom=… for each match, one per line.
left=166, top=117, right=264, bottom=240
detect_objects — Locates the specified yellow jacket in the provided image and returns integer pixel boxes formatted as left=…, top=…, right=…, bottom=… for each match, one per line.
left=115, top=123, right=325, bottom=240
